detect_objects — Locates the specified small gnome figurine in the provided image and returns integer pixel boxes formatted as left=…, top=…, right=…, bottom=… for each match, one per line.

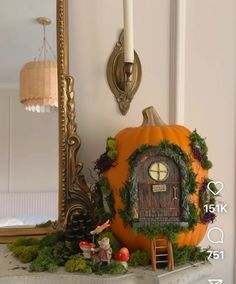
left=96, top=237, right=112, bottom=265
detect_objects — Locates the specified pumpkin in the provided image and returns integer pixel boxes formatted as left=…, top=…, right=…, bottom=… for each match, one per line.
left=104, top=106, right=208, bottom=252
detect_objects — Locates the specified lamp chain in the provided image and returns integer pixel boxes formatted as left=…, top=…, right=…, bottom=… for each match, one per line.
left=35, top=22, right=56, bottom=61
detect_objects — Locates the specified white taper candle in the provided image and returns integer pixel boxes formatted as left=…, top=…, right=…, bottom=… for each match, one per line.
left=123, top=0, right=134, bottom=63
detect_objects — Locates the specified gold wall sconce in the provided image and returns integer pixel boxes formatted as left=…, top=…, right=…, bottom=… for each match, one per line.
left=107, top=30, right=142, bottom=115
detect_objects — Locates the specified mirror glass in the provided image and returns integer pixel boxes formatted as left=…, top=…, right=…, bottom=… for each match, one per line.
left=0, top=0, right=58, bottom=228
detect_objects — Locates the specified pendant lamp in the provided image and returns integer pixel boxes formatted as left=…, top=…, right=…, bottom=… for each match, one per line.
left=20, top=17, right=58, bottom=113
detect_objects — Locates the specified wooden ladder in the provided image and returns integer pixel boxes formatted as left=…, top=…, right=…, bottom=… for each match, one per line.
left=151, top=238, right=174, bottom=272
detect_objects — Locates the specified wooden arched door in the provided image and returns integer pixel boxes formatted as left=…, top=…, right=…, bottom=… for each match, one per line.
left=136, top=155, right=181, bottom=226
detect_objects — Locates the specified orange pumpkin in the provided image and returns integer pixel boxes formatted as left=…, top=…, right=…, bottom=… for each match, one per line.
left=104, top=106, right=208, bottom=251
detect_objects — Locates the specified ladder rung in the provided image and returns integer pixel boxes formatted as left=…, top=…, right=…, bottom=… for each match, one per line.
left=156, top=260, right=168, bottom=263
left=156, top=246, right=167, bottom=249
left=156, top=254, right=168, bottom=257
left=156, top=239, right=166, bottom=242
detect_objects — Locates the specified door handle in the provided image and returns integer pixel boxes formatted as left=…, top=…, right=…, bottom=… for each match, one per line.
left=172, top=186, right=178, bottom=200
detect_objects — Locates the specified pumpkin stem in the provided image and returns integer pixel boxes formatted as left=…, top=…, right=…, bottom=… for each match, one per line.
left=141, top=106, right=166, bottom=126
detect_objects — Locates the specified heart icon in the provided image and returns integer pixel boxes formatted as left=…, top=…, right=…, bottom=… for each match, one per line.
left=207, top=181, right=223, bottom=196
left=208, top=279, right=223, bottom=284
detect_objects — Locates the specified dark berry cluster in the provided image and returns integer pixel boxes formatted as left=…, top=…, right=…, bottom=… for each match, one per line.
left=200, top=178, right=208, bottom=192
left=201, top=212, right=216, bottom=224
left=190, top=143, right=205, bottom=162
left=94, top=152, right=115, bottom=175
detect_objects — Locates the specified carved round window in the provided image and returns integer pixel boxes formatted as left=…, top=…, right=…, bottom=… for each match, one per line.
left=148, top=162, right=169, bottom=181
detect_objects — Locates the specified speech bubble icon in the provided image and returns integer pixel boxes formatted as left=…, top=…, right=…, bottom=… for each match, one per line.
left=207, top=227, right=224, bottom=244
left=208, top=279, right=223, bottom=284
left=207, top=181, right=224, bottom=196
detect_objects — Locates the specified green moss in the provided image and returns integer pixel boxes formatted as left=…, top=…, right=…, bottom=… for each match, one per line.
left=189, top=130, right=212, bottom=170
left=188, top=203, right=199, bottom=230
left=96, top=177, right=115, bottom=222
left=102, top=261, right=127, bottom=274
left=173, top=244, right=209, bottom=266
left=29, top=247, right=58, bottom=272
left=107, top=150, right=117, bottom=160
left=106, top=137, right=118, bottom=151
left=64, top=255, right=93, bottom=273
left=119, top=181, right=135, bottom=224
left=187, top=170, right=197, bottom=194
left=128, top=250, right=150, bottom=266
left=133, top=224, right=188, bottom=243
left=13, top=245, right=39, bottom=263
left=52, top=241, right=74, bottom=266
left=39, top=231, right=65, bottom=248
left=8, top=237, right=40, bottom=263
left=9, top=232, right=74, bottom=272
left=201, top=160, right=213, bottom=170
left=8, top=237, right=40, bottom=251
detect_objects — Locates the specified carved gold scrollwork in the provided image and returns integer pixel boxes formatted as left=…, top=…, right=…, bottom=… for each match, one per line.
left=65, top=75, right=83, bottom=182
left=57, top=0, right=97, bottom=241
left=62, top=67, right=96, bottom=242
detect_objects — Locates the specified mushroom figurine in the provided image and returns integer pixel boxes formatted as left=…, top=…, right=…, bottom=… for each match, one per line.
left=113, top=247, right=130, bottom=269
left=79, top=241, right=96, bottom=259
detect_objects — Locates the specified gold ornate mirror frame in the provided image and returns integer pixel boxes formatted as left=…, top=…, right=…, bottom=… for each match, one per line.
left=0, top=0, right=96, bottom=243
left=57, top=0, right=96, bottom=242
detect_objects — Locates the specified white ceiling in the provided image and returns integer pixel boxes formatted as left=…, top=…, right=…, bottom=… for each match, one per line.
left=0, top=0, right=56, bottom=90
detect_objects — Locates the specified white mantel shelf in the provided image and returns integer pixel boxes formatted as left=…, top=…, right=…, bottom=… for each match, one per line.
left=0, top=245, right=213, bottom=284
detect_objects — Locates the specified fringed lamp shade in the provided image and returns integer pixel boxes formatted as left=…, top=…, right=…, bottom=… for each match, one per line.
left=20, top=60, right=58, bottom=112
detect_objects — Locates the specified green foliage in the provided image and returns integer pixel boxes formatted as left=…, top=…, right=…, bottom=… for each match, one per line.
left=94, top=137, right=118, bottom=174
left=52, top=241, right=74, bottom=266
left=118, top=209, right=133, bottom=225
left=106, top=137, right=118, bottom=151
left=106, top=137, right=118, bottom=161
left=9, top=231, right=74, bottom=272
left=8, top=237, right=40, bottom=251
left=199, top=178, right=217, bottom=224
left=8, top=231, right=126, bottom=275
left=97, top=231, right=121, bottom=253
left=128, top=250, right=150, bottom=266
left=189, top=129, right=212, bottom=170
left=93, top=261, right=127, bottom=275
left=119, top=182, right=134, bottom=224
left=96, top=177, right=115, bottom=223
left=133, top=224, right=188, bottom=243
left=39, top=231, right=65, bottom=248
left=64, top=255, right=93, bottom=273
left=189, top=130, right=208, bottom=151
left=29, top=247, right=58, bottom=272
left=188, top=203, right=199, bottom=230
left=12, top=245, right=39, bottom=263
left=201, top=160, right=213, bottom=170
left=187, top=170, right=197, bottom=194
left=101, top=261, right=127, bottom=274
left=173, top=244, right=209, bottom=266
left=8, top=237, right=40, bottom=263
left=100, top=176, right=112, bottom=195
left=36, top=220, right=53, bottom=228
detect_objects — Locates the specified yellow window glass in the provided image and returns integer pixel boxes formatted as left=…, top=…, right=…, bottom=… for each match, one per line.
left=149, top=162, right=168, bottom=181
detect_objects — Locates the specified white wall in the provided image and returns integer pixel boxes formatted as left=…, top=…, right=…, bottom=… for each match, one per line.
left=69, top=0, right=170, bottom=180
left=184, top=1, right=236, bottom=283
left=0, top=89, right=58, bottom=193
left=69, top=0, right=236, bottom=283
left=0, top=89, right=58, bottom=218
